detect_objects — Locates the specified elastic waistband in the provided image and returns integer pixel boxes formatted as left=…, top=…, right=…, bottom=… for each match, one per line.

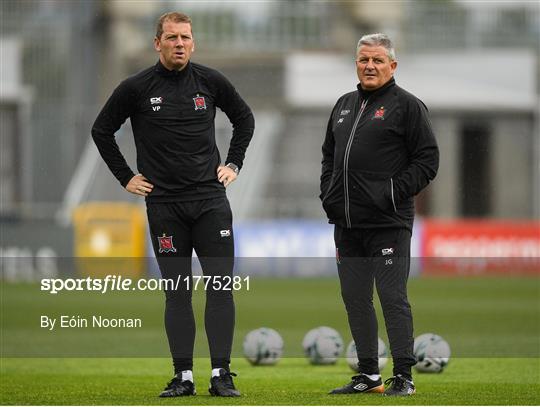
left=146, top=190, right=225, bottom=203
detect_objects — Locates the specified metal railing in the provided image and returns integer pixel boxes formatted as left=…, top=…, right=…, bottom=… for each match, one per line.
left=146, top=1, right=334, bottom=51
left=402, top=2, right=539, bottom=51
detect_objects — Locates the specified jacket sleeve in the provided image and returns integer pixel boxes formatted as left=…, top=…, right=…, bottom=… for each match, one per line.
left=320, top=100, right=339, bottom=200
left=91, top=80, right=136, bottom=188
left=392, top=97, right=439, bottom=203
left=213, top=72, right=255, bottom=170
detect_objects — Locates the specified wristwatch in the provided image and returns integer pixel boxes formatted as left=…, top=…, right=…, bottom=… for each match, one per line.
left=225, top=163, right=239, bottom=174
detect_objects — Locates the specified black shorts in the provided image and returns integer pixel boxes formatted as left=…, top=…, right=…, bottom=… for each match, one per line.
left=146, top=197, right=234, bottom=279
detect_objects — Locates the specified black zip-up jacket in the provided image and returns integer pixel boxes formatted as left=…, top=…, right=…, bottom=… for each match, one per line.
left=92, top=61, right=255, bottom=202
left=320, top=77, right=439, bottom=231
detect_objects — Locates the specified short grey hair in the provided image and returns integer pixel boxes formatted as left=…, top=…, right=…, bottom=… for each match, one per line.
left=356, top=33, right=396, bottom=61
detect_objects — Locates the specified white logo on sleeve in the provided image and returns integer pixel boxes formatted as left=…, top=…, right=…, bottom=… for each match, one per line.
left=382, top=248, right=394, bottom=256
left=220, top=230, right=231, bottom=238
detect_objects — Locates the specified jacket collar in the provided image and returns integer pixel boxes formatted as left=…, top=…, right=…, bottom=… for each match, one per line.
left=356, top=76, right=396, bottom=99
left=155, top=60, right=192, bottom=78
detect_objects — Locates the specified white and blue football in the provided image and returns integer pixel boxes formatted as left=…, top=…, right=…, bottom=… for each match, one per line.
left=243, top=327, right=284, bottom=365
left=302, top=326, right=344, bottom=365
left=346, top=337, right=388, bottom=372
left=413, top=333, right=451, bottom=373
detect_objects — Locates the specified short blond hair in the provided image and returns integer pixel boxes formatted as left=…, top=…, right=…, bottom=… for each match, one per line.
left=156, top=12, right=192, bottom=39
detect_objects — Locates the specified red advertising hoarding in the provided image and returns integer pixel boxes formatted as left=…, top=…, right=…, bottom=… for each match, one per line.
left=422, top=220, right=540, bottom=275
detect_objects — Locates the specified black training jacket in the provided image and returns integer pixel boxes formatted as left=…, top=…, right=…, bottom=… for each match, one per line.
left=320, top=77, right=439, bottom=231
left=91, top=61, right=255, bottom=202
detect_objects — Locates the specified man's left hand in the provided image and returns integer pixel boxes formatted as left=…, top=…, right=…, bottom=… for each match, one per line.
left=217, top=165, right=238, bottom=187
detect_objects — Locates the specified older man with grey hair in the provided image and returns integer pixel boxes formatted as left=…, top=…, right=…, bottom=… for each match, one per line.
left=320, top=33, right=439, bottom=396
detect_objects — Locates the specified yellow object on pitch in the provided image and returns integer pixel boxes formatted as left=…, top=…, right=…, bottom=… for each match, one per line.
left=72, top=202, right=146, bottom=277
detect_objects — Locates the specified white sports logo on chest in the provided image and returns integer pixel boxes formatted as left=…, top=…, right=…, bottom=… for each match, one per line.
left=150, top=97, right=163, bottom=111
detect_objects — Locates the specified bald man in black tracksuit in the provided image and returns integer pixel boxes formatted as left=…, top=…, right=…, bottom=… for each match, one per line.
left=322, top=34, right=438, bottom=397
left=92, top=12, right=254, bottom=398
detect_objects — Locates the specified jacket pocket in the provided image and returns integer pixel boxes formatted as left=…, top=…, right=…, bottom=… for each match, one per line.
left=321, top=169, right=345, bottom=221
left=348, top=170, right=394, bottom=214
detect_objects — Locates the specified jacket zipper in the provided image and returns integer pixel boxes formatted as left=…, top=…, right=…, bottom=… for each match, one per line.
left=343, top=97, right=369, bottom=228
left=390, top=177, right=397, bottom=212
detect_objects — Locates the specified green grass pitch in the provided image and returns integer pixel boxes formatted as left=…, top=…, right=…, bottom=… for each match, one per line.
left=1, top=276, right=539, bottom=405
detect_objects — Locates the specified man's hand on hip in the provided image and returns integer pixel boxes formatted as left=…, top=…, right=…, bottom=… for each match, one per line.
left=217, top=166, right=238, bottom=187
left=126, top=174, right=154, bottom=197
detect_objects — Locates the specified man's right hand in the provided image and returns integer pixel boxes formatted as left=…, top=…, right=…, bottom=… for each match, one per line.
left=125, top=174, right=154, bottom=197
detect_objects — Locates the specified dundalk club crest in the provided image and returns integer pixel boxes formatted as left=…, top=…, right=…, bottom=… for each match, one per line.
left=193, top=94, right=207, bottom=110
left=373, top=106, right=385, bottom=120
left=158, top=234, right=177, bottom=254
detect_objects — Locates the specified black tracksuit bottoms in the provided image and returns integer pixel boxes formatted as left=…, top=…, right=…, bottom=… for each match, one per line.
left=146, top=197, right=235, bottom=373
left=334, top=225, right=416, bottom=379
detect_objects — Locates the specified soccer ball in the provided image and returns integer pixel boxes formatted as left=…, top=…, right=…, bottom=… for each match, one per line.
left=413, top=333, right=451, bottom=373
left=243, top=327, right=284, bottom=365
left=302, top=326, right=344, bottom=365
left=346, top=338, right=388, bottom=372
